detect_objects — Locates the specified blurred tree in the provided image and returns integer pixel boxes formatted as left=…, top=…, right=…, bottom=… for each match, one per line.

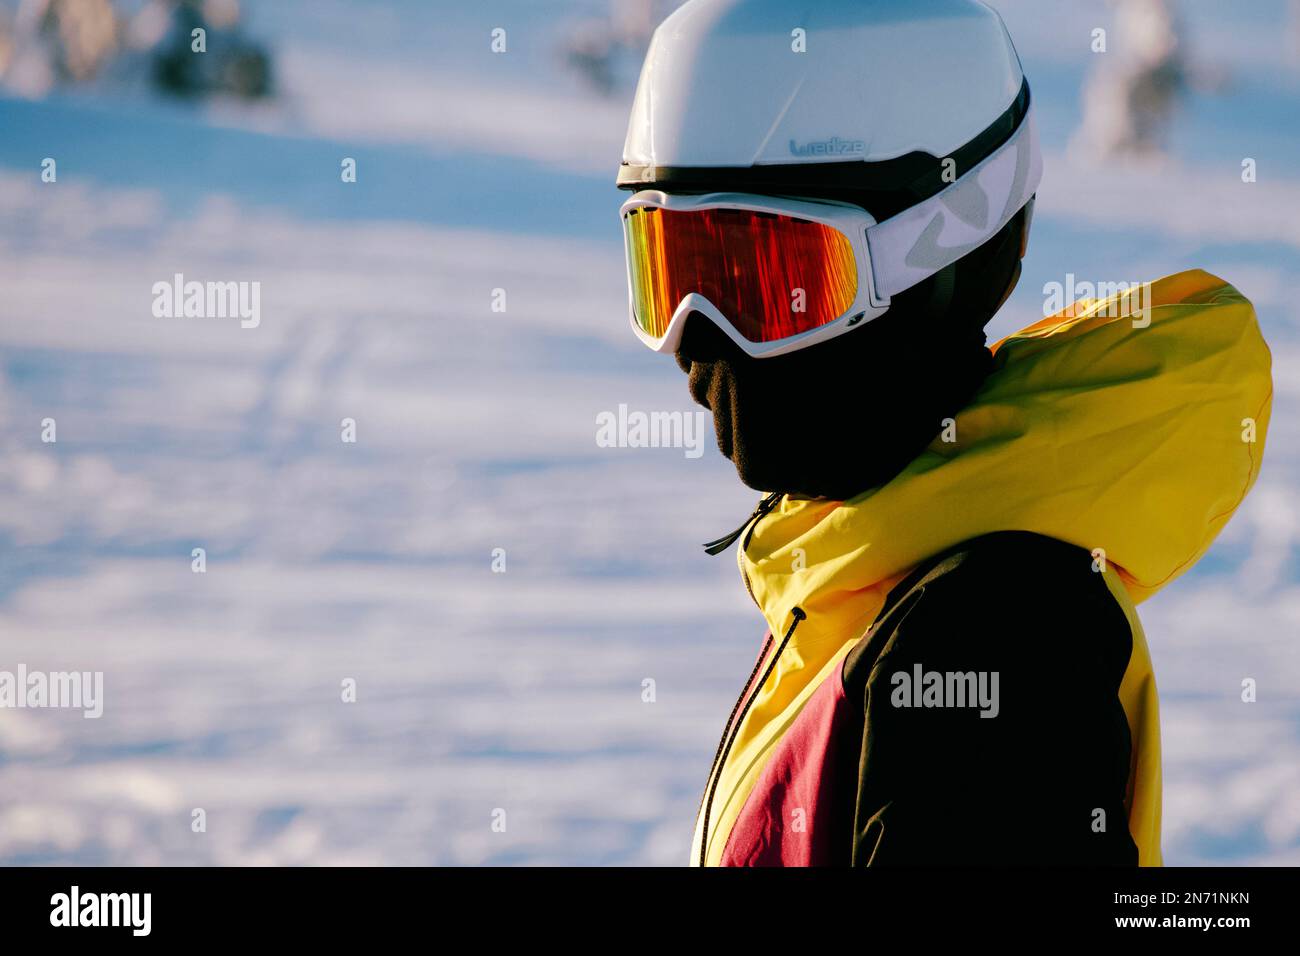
left=1072, top=0, right=1228, bottom=163
left=0, top=0, right=272, bottom=100
left=561, top=0, right=672, bottom=96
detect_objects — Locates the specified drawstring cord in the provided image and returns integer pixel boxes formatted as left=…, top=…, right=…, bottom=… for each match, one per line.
left=695, top=635, right=772, bottom=826
left=697, top=606, right=806, bottom=867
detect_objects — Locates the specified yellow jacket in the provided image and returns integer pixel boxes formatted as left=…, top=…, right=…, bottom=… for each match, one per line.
left=693, top=270, right=1272, bottom=866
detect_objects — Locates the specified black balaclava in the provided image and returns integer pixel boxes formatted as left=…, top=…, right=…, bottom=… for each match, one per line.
left=675, top=203, right=1031, bottom=501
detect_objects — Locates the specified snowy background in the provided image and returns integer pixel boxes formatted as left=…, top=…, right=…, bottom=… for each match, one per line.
left=0, top=0, right=1296, bottom=866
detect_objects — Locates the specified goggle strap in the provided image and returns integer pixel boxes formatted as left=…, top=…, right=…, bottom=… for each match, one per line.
left=866, top=108, right=1042, bottom=301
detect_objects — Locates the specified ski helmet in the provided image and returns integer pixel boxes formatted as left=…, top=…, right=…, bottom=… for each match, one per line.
left=617, top=0, right=1040, bottom=327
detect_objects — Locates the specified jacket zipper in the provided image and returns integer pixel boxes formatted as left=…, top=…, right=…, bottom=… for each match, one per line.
left=696, top=606, right=806, bottom=867
left=701, top=491, right=783, bottom=556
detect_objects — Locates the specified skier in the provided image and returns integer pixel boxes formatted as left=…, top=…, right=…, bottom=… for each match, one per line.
left=615, top=0, right=1272, bottom=866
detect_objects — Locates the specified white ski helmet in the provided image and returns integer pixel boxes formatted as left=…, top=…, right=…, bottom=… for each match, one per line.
left=618, top=0, right=1040, bottom=308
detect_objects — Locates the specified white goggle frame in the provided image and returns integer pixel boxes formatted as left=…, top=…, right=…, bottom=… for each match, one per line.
left=619, top=107, right=1041, bottom=359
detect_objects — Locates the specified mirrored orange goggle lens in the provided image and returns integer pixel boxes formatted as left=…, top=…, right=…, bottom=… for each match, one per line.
left=623, top=205, right=858, bottom=344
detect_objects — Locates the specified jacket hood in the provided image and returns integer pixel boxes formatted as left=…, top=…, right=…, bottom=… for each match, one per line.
left=741, top=269, right=1273, bottom=649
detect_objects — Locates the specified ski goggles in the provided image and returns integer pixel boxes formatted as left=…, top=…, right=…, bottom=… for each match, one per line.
left=619, top=109, right=1041, bottom=358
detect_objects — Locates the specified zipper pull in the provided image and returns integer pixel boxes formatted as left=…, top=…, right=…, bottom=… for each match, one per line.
left=701, top=492, right=782, bottom=556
